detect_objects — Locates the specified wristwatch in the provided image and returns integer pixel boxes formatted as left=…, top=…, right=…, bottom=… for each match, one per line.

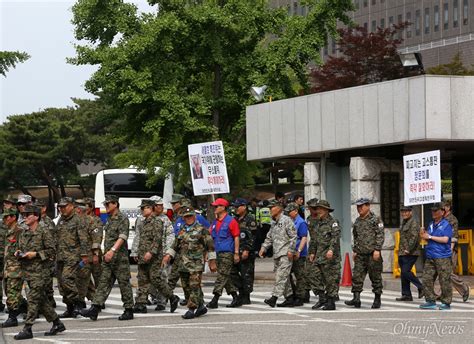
left=111, top=247, right=117, bottom=252
left=428, top=235, right=432, bottom=240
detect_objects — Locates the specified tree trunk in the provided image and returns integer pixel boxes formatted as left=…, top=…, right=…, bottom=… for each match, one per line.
left=40, top=167, right=61, bottom=202
left=212, top=63, right=222, bottom=133
left=12, top=179, right=31, bottom=196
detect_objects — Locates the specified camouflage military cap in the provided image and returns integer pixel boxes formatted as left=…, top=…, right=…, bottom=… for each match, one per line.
left=139, top=199, right=155, bottom=208
left=232, top=198, right=248, bottom=207
left=314, top=200, right=334, bottom=212
left=306, top=198, right=319, bottom=207
left=58, top=197, right=74, bottom=206
left=431, top=203, right=444, bottom=211
left=84, top=197, right=95, bottom=207
left=33, top=199, right=46, bottom=207
left=181, top=198, right=193, bottom=208
left=268, top=200, right=284, bottom=209
left=104, top=195, right=119, bottom=203
left=22, top=205, right=41, bottom=215
left=75, top=199, right=87, bottom=207
left=182, top=206, right=196, bottom=217
left=17, top=194, right=32, bottom=204
left=441, top=199, right=452, bottom=209
left=284, top=202, right=299, bottom=213
left=149, top=195, right=164, bottom=205
left=354, top=198, right=370, bottom=206
left=170, top=193, right=185, bottom=203
left=400, top=205, right=413, bottom=211
left=3, top=195, right=17, bottom=204
left=1, top=208, right=18, bottom=217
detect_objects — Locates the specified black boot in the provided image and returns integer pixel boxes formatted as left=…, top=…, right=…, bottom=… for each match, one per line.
left=44, top=318, right=66, bottom=336
left=14, top=324, right=33, bottom=340
left=293, top=297, right=304, bottom=307
left=195, top=304, right=208, bottom=317
left=277, top=296, right=294, bottom=307
left=118, top=308, right=134, bottom=321
left=206, top=294, right=219, bottom=309
left=77, top=300, right=87, bottom=309
left=312, top=293, right=327, bottom=310
left=264, top=296, right=278, bottom=308
left=59, top=303, right=77, bottom=319
left=182, top=309, right=195, bottom=320
left=169, top=295, right=179, bottom=313
left=345, top=292, right=361, bottom=308
left=371, top=294, right=381, bottom=309
left=240, top=293, right=251, bottom=305
left=80, top=304, right=100, bottom=321
left=303, top=290, right=310, bottom=303
left=132, top=304, right=147, bottom=314
left=2, top=309, right=18, bottom=328
left=322, top=297, right=336, bottom=311
left=226, top=292, right=243, bottom=308
left=0, top=302, right=5, bottom=312
left=179, top=299, right=188, bottom=306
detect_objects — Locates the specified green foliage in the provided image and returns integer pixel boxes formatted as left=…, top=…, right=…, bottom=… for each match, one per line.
left=70, top=0, right=352, bottom=191
left=0, top=51, right=30, bottom=76
left=426, top=53, right=474, bottom=76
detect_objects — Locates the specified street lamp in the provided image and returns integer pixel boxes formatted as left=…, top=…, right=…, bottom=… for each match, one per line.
left=250, top=85, right=272, bottom=102
left=399, top=52, right=424, bottom=73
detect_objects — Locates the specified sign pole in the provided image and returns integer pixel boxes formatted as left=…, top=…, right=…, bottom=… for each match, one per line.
left=420, top=203, right=425, bottom=248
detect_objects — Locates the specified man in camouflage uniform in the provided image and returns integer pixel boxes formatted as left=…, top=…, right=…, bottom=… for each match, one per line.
left=84, top=198, right=104, bottom=303
left=132, top=199, right=179, bottom=314
left=308, top=200, right=341, bottom=311
left=420, top=203, right=453, bottom=310
left=278, top=202, right=308, bottom=307
left=345, top=198, right=384, bottom=309
left=396, top=206, right=423, bottom=302
left=56, top=197, right=89, bottom=318
left=443, top=200, right=470, bottom=302
left=16, top=195, right=32, bottom=226
left=81, top=195, right=135, bottom=321
left=1, top=208, right=26, bottom=328
left=229, top=198, right=256, bottom=305
left=207, top=198, right=241, bottom=309
left=34, top=199, right=57, bottom=308
left=0, top=196, right=16, bottom=312
left=259, top=201, right=297, bottom=307
left=162, top=206, right=217, bottom=319
left=304, top=198, right=320, bottom=303
left=13, top=205, right=65, bottom=340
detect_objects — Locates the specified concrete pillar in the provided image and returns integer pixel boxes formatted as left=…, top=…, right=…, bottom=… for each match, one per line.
left=304, top=162, right=321, bottom=204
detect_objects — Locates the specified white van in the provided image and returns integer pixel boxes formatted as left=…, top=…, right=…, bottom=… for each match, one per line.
left=94, top=167, right=173, bottom=255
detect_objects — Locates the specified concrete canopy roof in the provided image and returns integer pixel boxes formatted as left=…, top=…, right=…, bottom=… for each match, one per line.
left=246, top=75, right=474, bottom=162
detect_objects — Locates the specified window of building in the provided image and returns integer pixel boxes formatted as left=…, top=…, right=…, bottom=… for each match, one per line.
left=444, top=2, right=449, bottom=30
left=364, top=22, right=368, bottom=31
left=380, top=18, right=385, bottom=29
left=363, top=0, right=368, bottom=7
left=397, top=14, right=403, bottom=38
left=293, top=1, right=298, bottom=16
left=415, top=10, right=421, bottom=35
left=453, top=0, right=459, bottom=27
left=389, top=16, right=394, bottom=27
left=463, top=0, right=469, bottom=25
left=406, top=12, right=412, bottom=37
left=381, top=173, right=401, bottom=228
left=354, top=0, right=360, bottom=11
left=372, top=20, right=377, bottom=32
left=331, top=39, right=336, bottom=54
left=372, top=0, right=376, bottom=6
left=434, top=5, right=440, bottom=31
left=424, top=8, right=430, bottom=34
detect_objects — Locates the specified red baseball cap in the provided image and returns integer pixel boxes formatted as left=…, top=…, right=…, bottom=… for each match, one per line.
left=211, top=198, right=229, bottom=207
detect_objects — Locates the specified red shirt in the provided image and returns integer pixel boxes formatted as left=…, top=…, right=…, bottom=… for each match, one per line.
left=214, top=214, right=240, bottom=237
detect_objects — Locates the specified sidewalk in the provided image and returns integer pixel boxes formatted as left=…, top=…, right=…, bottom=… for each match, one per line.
left=202, top=257, right=474, bottom=295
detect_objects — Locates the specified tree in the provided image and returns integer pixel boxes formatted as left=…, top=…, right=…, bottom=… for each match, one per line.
left=0, top=51, right=30, bottom=76
left=309, top=23, right=418, bottom=93
left=69, top=0, right=353, bottom=189
left=426, top=52, right=474, bottom=75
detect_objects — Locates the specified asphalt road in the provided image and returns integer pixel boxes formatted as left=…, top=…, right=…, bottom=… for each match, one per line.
left=1, top=285, right=473, bottom=344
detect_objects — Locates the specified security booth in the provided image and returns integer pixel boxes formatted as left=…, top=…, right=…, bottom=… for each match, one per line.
left=246, top=75, right=474, bottom=274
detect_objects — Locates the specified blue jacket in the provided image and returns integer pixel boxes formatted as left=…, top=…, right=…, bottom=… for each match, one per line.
left=211, top=215, right=235, bottom=253
left=425, top=218, right=452, bottom=259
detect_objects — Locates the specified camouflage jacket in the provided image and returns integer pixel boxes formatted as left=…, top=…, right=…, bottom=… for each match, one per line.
left=399, top=216, right=421, bottom=256
left=352, top=211, right=384, bottom=255
left=137, top=214, right=163, bottom=264
left=18, top=222, right=55, bottom=278
left=167, top=222, right=216, bottom=273
left=236, top=213, right=257, bottom=254
left=158, top=214, right=175, bottom=254
left=103, top=211, right=129, bottom=259
left=0, top=221, right=7, bottom=261
left=309, top=214, right=341, bottom=264
left=87, top=214, right=104, bottom=252
left=445, top=213, right=459, bottom=243
left=130, top=216, right=143, bottom=258
left=262, top=214, right=297, bottom=258
left=4, top=222, right=23, bottom=279
left=306, top=215, right=319, bottom=242
left=57, top=212, right=89, bottom=262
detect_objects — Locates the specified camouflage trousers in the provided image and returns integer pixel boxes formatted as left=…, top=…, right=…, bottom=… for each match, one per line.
left=135, top=259, right=173, bottom=305
left=93, top=256, right=134, bottom=309
left=77, top=263, right=93, bottom=301
left=24, top=272, right=58, bottom=326
left=87, top=259, right=103, bottom=300
left=153, top=265, right=170, bottom=307
left=180, top=271, right=203, bottom=310
left=449, top=250, right=470, bottom=298
left=310, top=260, right=341, bottom=298
left=423, top=257, right=453, bottom=304
left=212, top=252, right=238, bottom=296
left=284, top=258, right=306, bottom=299
left=230, top=254, right=255, bottom=295
left=0, top=258, right=3, bottom=302
left=351, top=253, right=383, bottom=295
left=5, top=277, right=25, bottom=311
left=57, top=260, right=81, bottom=305
left=44, top=260, right=55, bottom=304
left=168, top=254, right=190, bottom=299
left=305, top=259, right=324, bottom=294
left=272, top=255, right=293, bottom=298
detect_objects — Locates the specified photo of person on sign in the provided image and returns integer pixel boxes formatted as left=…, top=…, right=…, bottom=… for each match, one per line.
left=191, top=154, right=204, bottom=179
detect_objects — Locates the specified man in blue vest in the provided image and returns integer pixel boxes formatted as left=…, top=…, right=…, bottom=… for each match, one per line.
left=206, top=198, right=242, bottom=309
